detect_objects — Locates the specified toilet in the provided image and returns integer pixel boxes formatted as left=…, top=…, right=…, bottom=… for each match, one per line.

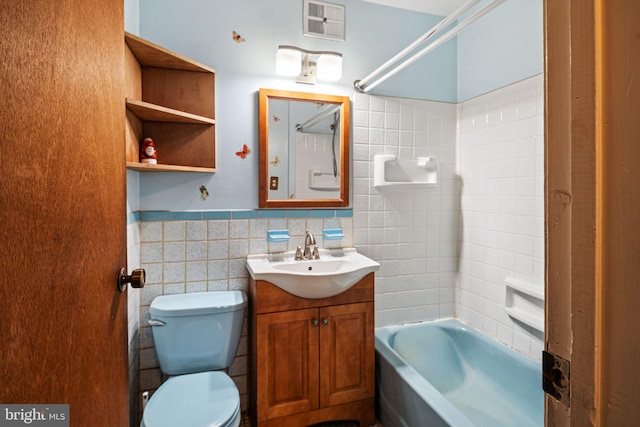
left=141, top=291, right=247, bottom=427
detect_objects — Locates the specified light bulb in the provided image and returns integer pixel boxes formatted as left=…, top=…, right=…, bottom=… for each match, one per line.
left=275, top=47, right=302, bottom=77
left=317, top=53, right=342, bottom=81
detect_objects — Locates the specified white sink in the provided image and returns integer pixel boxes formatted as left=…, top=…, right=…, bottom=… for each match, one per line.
left=246, top=247, right=380, bottom=299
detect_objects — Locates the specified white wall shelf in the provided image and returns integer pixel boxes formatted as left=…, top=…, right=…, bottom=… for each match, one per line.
left=504, top=277, right=544, bottom=333
left=373, top=154, right=438, bottom=190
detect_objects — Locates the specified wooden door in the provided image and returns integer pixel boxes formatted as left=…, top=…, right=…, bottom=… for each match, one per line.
left=545, top=0, right=640, bottom=425
left=319, top=302, right=374, bottom=408
left=0, top=1, right=128, bottom=426
left=257, top=308, right=320, bottom=420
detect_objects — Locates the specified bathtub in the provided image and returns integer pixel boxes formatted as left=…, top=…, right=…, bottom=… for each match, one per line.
left=375, top=319, right=543, bottom=427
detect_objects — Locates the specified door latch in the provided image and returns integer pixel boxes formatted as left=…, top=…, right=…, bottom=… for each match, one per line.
left=542, top=350, right=570, bottom=406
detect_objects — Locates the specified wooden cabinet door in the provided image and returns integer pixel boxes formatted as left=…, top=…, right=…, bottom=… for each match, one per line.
left=319, top=302, right=375, bottom=408
left=257, top=308, right=320, bottom=420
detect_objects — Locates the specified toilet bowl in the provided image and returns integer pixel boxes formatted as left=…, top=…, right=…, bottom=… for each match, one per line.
left=140, top=291, right=246, bottom=427
left=141, top=372, right=240, bottom=427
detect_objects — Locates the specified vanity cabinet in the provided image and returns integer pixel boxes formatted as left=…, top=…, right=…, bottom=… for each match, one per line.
left=124, top=32, right=216, bottom=172
left=249, top=273, right=375, bottom=427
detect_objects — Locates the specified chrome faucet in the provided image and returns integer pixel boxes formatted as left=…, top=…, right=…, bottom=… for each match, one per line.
left=301, top=231, right=319, bottom=260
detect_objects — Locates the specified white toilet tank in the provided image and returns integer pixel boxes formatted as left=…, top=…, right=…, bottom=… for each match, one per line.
left=149, top=291, right=247, bottom=376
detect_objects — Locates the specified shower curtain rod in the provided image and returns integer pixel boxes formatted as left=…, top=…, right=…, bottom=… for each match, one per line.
left=296, top=104, right=340, bottom=132
left=354, top=0, right=481, bottom=91
left=354, top=0, right=508, bottom=93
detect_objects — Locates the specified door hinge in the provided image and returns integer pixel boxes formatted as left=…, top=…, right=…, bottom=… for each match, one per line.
left=542, top=350, right=570, bottom=406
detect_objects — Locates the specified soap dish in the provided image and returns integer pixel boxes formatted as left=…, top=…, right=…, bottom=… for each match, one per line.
left=323, top=228, right=345, bottom=240
left=267, top=230, right=290, bottom=243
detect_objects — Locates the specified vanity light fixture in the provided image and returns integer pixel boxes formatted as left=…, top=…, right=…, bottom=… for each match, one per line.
left=275, top=45, right=342, bottom=84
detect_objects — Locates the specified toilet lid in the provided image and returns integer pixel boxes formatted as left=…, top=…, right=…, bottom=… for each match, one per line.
left=143, top=372, right=240, bottom=427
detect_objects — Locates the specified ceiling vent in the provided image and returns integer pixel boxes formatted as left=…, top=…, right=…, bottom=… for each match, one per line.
left=303, top=0, right=346, bottom=41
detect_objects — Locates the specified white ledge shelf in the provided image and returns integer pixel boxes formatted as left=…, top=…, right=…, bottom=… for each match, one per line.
left=373, top=182, right=436, bottom=190
left=373, top=154, right=438, bottom=190
left=504, top=276, right=544, bottom=333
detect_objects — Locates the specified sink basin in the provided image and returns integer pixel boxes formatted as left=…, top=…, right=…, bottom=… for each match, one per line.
left=246, top=247, right=380, bottom=299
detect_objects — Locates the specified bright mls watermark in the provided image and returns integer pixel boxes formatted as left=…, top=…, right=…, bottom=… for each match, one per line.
left=0, top=405, right=68, bottom=426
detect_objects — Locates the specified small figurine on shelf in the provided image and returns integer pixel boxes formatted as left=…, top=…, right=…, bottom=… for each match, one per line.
left=140, top=137, right=158, bottom=164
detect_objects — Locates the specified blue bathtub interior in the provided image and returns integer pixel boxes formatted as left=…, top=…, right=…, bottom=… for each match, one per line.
left=375, top=319, right=543, bottom=427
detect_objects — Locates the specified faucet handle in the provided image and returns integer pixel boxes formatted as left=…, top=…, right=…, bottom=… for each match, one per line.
left=312, top=245, right=320, bottom=259
left=295, top=245, right=303, bottom=260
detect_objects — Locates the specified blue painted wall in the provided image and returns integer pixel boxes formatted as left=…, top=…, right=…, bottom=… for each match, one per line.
left=130, top=0, right=542, bottom=211
left=134, top=0, right=456, bottom=210
left=137, top=0, right=456, bottom=101
left=457, top=0, right=543, bottom=100
left=125, top=0, right=140, bottom=216
left=124, top=0, right=139, bottom=35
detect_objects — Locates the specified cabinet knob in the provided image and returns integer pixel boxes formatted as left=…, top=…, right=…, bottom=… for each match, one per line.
left=322, top=318, right=329, bottom=326
left=311, top=319, right=319, bottom=327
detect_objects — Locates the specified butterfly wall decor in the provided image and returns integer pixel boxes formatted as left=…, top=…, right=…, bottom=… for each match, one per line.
left=235, top=144, right=251, bottom=159
left=232, top=31, right=245, bottom=43
left=199, top=185, right=209, bottom=201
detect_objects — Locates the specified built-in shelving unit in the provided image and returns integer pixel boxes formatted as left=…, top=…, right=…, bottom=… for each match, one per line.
left=125, top=32, right=216, bottom=172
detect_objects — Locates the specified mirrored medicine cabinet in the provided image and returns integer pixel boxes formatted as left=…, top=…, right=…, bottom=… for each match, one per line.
left=258, top=88, right=350, bottom=208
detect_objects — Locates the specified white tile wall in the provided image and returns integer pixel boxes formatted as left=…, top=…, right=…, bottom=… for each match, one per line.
left=456, top=74, right=545, bottom=361
left=352, top=92, right=459, bottom=327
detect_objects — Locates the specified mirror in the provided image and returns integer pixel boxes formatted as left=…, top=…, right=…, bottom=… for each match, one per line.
left=259, top=88, right=350, bottom=208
